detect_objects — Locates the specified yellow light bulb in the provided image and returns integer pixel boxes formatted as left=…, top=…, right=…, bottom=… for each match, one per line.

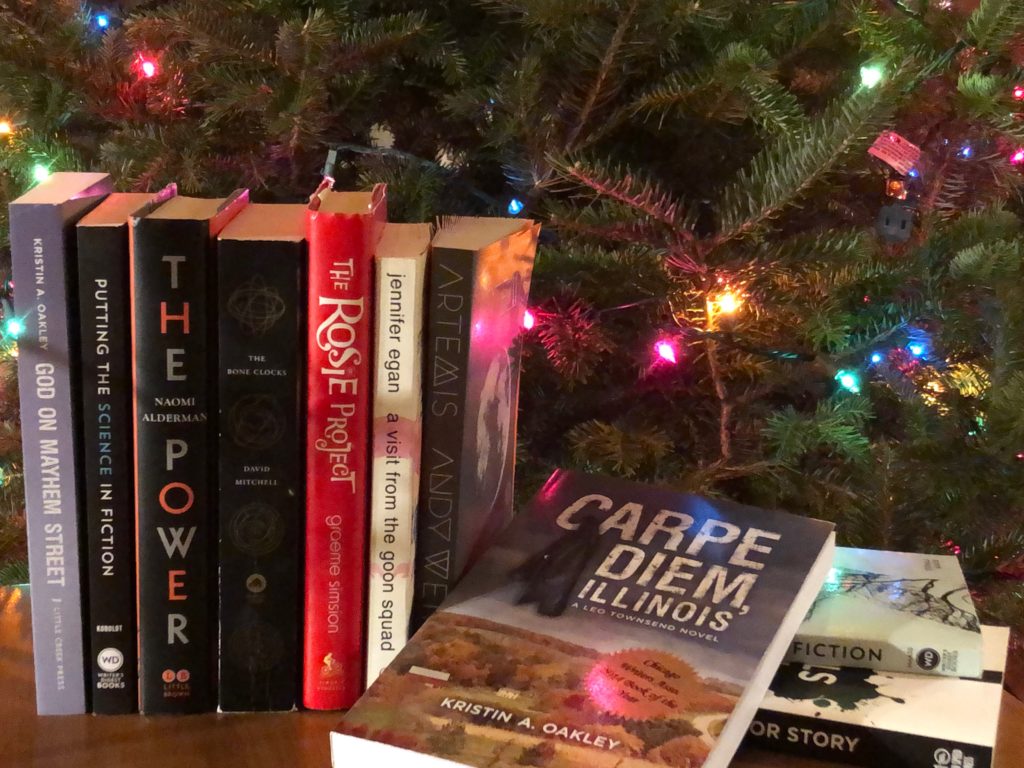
left=709, top=289, right=744, bottom=318
left=718, top=291, right=740, bottom=315
left=0, top=120, right=12, bottom=136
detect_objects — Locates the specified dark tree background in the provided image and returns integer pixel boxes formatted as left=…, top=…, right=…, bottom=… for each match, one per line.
left=2, top=1, right=1024, bottom=660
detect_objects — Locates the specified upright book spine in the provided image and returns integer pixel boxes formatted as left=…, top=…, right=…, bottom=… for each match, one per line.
left=303, top=210, right=378, bottom=709
left=366, top=254, right=426, bottom=686
left=131, top=219, right=215, bottom=713
left=76, top=224, right=137, bottom=713
left=410, top=250, right=474, bottom=631
left=217, top=240, right=304, bottom=711
left=11, top=204, right=94, bottom=714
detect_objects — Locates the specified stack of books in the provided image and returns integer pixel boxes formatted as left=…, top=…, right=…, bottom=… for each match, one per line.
left=749, top=547, right=1008, bottom=767
left=10, top=172, right=539, bottom=715
left=329, top=485, right=1008, bottom=768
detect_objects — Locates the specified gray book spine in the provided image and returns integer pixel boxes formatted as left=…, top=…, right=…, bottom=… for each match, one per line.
left=11, top=203, right=93, bottom=714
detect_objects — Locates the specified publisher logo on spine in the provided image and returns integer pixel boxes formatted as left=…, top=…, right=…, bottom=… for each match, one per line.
left=917, top=647, right=940, bottom=671
left=933, top=746, right=976, bottom=768
left=97, top=648, right=124, bottom=672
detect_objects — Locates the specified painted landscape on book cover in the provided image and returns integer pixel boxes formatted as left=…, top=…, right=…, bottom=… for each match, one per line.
left=339, top=470, right=834, bottom=768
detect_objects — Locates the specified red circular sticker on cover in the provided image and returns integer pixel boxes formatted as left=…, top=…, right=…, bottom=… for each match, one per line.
left=161, top=669, right=175, bottom=683
left=585, top=649, right=700, bottom=720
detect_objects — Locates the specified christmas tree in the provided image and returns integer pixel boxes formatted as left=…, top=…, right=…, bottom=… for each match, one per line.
left=1, top=0, right=1023, bottom=643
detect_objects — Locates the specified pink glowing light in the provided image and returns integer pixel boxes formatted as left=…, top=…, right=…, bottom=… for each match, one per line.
left=1012, top=149, right=1024, bottom=165
left=655, top=340, right=678, bottom=364
left=522, top=309, right=535, bottom=330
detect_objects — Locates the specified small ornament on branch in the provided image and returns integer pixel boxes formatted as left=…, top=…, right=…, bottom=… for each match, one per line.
left=876, top=204, right=915, bottom=243
left=869, top=131, right=922, bottom=177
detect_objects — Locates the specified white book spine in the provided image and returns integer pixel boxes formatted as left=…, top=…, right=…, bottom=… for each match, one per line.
left=366, top=253, right=426, bottom=687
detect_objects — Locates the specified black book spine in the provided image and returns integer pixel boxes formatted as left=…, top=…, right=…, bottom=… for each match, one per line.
left=411, top=249, right=474, bottom=631
left=131, top=218, right=215, bottom=713
left=745, top=708, right=993, bottom=768
left=216, top=239, right=304, bottom=711
left=76, top=223, right=137, bottom=714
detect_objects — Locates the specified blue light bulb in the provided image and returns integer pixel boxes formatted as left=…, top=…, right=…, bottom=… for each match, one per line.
left=908, top=168, right=919, bottom=178
left=507, top=197, right=524, bottom=216
left=96, top=14, right=110, bottom=28
left=870, top=352, right=883, bottom=364
left=959, top=144, right=972, bottom=159
left=908, top=343, right=925, bottom=357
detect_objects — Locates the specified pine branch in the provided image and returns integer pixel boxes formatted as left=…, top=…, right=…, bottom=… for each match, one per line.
left=764, top=395, right=873, bottom=464
left=949, top=239, right=1024, bottom=281
left=967, top=0, right=1024, bottom=54
left=713, top=85, right=896, bottom=243
left=564, top=0, right=638, bottom=151
left=550, top=156, right=687, bottom=231
left=567, top=420, right=673, bottom=478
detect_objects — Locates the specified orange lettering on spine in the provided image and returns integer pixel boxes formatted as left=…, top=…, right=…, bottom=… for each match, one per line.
left=161, top=302, right=190, bottom=334
left=159, top=482, right=194, bottom=515
left=168, top=570, right=187, bottom=600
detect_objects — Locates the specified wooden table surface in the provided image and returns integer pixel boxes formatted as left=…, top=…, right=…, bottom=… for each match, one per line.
left=1, top=586, right=1020, bottom=767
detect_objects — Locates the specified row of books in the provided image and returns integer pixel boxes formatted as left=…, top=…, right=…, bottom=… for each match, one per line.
left=330, top=471, right=1008, bottom=768
left=12, top=172, right=538, bottom=715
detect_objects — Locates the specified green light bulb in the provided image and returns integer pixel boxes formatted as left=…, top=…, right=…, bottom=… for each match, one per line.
left=860, top=64, right=884, bottom=89
left=835, top=369, right=861, bottom=394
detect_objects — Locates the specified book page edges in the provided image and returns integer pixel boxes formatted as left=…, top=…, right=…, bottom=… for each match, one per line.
left=79, top=185, right=178, bottom=226
left=218, top=203, right=307, bottom=241
left=707, top=530, right=837, bottom=768
left=432, top=216, right=537, bottom=251
left=331, top=731, right=466, bottom=768
left=376, top=222, right=432, bottom=260
left=12, top=172, right=111, bottom=205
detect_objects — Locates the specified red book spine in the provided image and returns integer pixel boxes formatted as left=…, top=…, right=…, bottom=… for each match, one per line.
left=303, top=186, right=386, bottom=709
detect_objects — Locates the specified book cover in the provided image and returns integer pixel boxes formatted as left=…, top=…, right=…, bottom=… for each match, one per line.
left=366, top=223, right=431, bottom=686
left=131, top=191, right=248, bottom=713
left=216, top=203, right=306, bottom=712
left=747, top=625, right=1009, bottom=768
left=334, top=469, right=836, bottom=768
left=304, top=183, right=387, bottom=710
left=76, top=187, right=175, bottom=714
left=411, top=217, right=539, bottom=632
left=786, top=547, right=983, bottom=677
left=10, top=171, right=112, bottom=715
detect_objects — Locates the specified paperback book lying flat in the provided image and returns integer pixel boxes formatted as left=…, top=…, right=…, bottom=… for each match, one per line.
left=333, top=469, right=835, bottom=768
left=748, top=625, right=1008, bottom=768
left=786, top=547, right=982, bottom=677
